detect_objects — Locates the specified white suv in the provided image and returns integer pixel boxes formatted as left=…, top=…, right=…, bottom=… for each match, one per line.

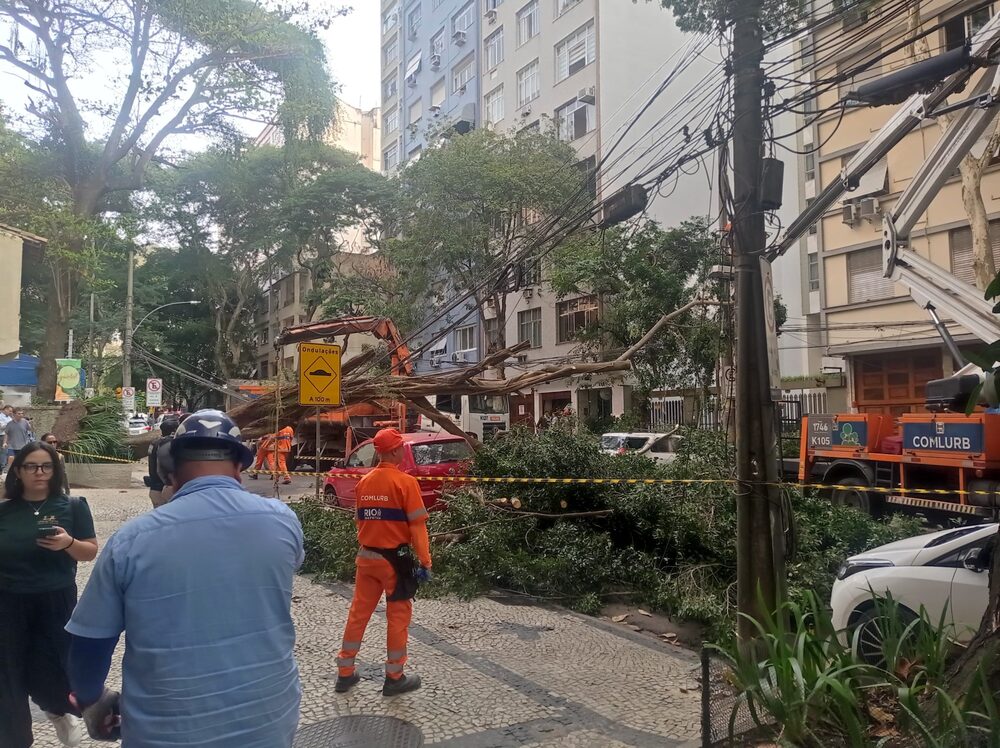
left=831, top=524, right=995, bottom=655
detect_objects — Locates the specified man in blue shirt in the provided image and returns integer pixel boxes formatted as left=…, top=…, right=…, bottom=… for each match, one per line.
left=65, top=410, right=304, bottom=746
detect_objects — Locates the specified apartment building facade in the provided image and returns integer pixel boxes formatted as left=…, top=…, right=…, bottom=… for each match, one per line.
left=801, top=0, right=1000, bottom=418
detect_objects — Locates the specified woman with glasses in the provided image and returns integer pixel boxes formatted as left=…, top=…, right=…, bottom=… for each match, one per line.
left=40, top=433, right=71, bottom=496
left=0, top=441, right=98, bottom=747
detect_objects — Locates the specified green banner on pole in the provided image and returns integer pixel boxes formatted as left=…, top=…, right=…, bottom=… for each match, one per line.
left=55, top=359, right=83, bottom=402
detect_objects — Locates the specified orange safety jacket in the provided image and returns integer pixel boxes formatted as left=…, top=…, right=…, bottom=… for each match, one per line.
left=354, top=463, right=431, bottom=568
left=275, top=426, right=294, bottom=453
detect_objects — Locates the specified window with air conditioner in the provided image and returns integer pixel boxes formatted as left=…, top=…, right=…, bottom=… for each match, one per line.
left=517, top=59, right=540, bottom=106
left=453, top=2, right=475, bottom=34
left=949, top=221, right=1000, bottom=286
left=555, top=21, right=595, bottom=82
left=484, top=85, right=505, bottom=125
left=384, top=107, right=399, bottom=133
left=808, top=253, right=819, bottom=291
left=431, top=79, right=446, bottom=108
left=517, top=0, right=539, bottom=45
left=453, top=55, right=475, bottom=92
left=847, top=247, right=894, bottom=304
left=557, top=295, right=598, bottom=343
left=555, top=97, right=594, bottom=141
left=486, top=27, right=504, bottom=70
left=555, top=0, right=581, bottom=16
left=518, top=308, right=542, bottom=348
left=430, top=30, right=445, bottom=58
left=456, top=325, right=477, bottom=352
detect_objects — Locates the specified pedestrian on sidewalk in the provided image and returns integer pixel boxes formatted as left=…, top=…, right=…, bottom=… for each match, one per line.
left=5, top=409, right=32, bottom=472
left=0, top=440, right=99, bottom=748
left=39, top=433, right=71, bottom=496
left=65, top=409, right=304, bottom=747
left=336, top=428, right=432, bottom=697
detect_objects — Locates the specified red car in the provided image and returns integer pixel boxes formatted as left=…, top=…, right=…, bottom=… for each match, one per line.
left=323, top=432, right=473, bottom=510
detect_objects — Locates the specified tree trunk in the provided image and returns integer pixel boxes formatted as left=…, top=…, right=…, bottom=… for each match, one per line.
left=960, top=156, right=996, bottom=290
left=948, top=530, right=1000, bottom=690
left=37, top=286, right=68, bottom=401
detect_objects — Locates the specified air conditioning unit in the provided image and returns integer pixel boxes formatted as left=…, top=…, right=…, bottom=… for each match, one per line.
left=430, top=355, right=443, bottom=368
left=486, top=9, right=497, bottom=23
left=429, top=104, right=441, bottom=114
left=406, top=74, right=418, bottom=88
left=453, top=30, right=467, bottom=45
left=518, top=106, right=531, bottom=118
left=858, top=197, right=881, bottom=220
left=452, top=351, right=469, bottom=362
left=841, top=201, right=860, bottom=225
left=522, top=287, right=534, bottom=299
left=578, top=86, right=596, bottom=105
left=430, top=53, right=441, bottom=70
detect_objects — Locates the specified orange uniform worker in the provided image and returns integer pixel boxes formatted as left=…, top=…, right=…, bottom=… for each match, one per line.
left=248, top=433, right=275, bottom=479
left=275, top=425, right=294, bottom=485
left=335, top=428, right=431, bottom=697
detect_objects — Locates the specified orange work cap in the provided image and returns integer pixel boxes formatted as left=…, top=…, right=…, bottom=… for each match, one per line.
left=373, top=428, right=404, bottom=453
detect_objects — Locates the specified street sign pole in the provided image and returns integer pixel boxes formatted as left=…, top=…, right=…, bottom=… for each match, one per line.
left=298, top=343, right=341, bottom=502
left=315, top=406, right=321, bottom=500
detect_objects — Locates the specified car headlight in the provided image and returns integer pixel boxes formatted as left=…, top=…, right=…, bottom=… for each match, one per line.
left=836, top=559, right=893, bottom=580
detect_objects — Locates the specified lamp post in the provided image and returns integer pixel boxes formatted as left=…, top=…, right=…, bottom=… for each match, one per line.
left=123, top=300, right=200, bottom=389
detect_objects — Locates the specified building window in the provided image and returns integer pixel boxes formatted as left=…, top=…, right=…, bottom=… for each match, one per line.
left=453, top=55, right=475, bottom=92
left=576, top=155, right=597, bottom=201
left=486, top=27, right=504, bottom=70
left=430, top=79, right=446, bottom=108
left=837, top=43, right=882, bottom=101
left=453, top=2, right=475, bottom=33
left=383, top=5, right=399, bottom=33
left=384, top=143, right=399, bottom=171
left=484, top=85, right=505, bottom=125
left=384, top=107, right=399, bottom=133
left=408, top=98, right=423, bottom=126
left=555, top=21, right=595, bottom=82
left=847, top=247, right=894, bottom=304
left=430, top=30, right=445, bottom=57
left=456, top=325, right=477, bottom=352
left=517, top=59, right=540, bottom=106
left=520, top=256, right=541, bottom=286
left=557, top=296, right=598, bottom=343
left=555, top=97, right=594, bottom=141
left=518, top=308, right=542, bottom=348
left=555, top=0, right=581, bottom=16
left=808, top=253, right=819, bottom=291
left=949, top=221, right=1000, bottom=286
left=806, top=197, right=817, bottom=235
left=945, top=5, right=995, bottom=50
left=804, top=152, right=816, bottom=181
left=486, top=0, right=503, bottom=9
left=409, top=145, right=423, bottom=162
left=484, top=317, right=502, bottom=351
left=383, top=76, right=399, bottom=100
left=517, top=0, right=539, bottom=45
left=407, top=4, right=422, bottom=38
left=383, top=37, right=399, bottom=66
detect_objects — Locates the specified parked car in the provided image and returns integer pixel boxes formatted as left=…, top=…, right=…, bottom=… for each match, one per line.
left=600, top=430, right=682, bottom=463
left=830, top=523, right=995, bottom=660
left=125, top=416, right=153, bottom=436
left=324, top=432, right=474, bottom=511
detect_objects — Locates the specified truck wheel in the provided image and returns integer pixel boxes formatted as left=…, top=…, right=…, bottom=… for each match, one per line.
left=829, top=476, right=872, bottom=514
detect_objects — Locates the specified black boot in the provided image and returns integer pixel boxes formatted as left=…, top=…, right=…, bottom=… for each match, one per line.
left=382, top=673, right=421, bottom=696
left=334, top=673, right=360, bottom=693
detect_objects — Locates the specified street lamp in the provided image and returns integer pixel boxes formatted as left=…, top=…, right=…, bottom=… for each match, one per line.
left=123, top=300, right=200, bottom=389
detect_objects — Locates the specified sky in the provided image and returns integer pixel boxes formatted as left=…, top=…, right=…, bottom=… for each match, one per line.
left=321, top=4, right=381, bottom=111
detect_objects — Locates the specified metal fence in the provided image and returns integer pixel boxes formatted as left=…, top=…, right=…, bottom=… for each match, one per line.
left=701, top=647, right=772, bottom=747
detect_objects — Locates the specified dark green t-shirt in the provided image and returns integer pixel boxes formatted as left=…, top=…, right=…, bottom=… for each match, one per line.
left=0, top=495, right=96, bottom=593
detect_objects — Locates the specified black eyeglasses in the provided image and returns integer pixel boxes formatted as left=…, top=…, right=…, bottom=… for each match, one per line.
left=45, top=440, right=59, bottom=446
left=22, top=463, right=54, bottom=474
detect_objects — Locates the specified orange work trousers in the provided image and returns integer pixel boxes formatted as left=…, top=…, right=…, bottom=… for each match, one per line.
left=276, top=451, right=290, bottom=478
left=337, top=556, right=413, bottom=680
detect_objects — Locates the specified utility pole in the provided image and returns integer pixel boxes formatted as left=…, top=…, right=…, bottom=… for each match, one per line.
left=122, top=247, right=135, bottom=389
left=730, top=0, right=785, bottom=641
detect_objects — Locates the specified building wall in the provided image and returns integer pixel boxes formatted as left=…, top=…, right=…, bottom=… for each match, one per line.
left=802, top=0, right=997, bottom=414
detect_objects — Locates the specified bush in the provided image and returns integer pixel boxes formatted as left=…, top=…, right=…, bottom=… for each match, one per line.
left=293, top=426, right=929, bottom=638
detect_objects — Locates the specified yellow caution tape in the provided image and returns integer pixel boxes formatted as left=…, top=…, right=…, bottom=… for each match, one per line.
left=59, top=449, right=136, bottom=464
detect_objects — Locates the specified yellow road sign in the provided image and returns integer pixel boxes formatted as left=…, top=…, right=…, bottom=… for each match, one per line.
left=298, top=343, right=342, bottom=406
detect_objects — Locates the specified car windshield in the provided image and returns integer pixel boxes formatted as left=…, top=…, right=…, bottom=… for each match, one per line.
left=468, top=395, right=507, bottom=414
left=411, top=440, right=474, bottom=465
left=601, top=435, right=650, bottom=451
left=128, top=418, right=147, bottom=426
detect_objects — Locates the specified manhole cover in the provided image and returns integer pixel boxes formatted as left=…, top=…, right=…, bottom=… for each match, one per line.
left=294, top=716, right=424, bottom=748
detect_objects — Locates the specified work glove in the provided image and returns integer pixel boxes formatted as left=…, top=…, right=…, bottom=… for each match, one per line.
left=415, top=566, right=433, bottom=584
left=78, top=688, right=122, bottom=741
